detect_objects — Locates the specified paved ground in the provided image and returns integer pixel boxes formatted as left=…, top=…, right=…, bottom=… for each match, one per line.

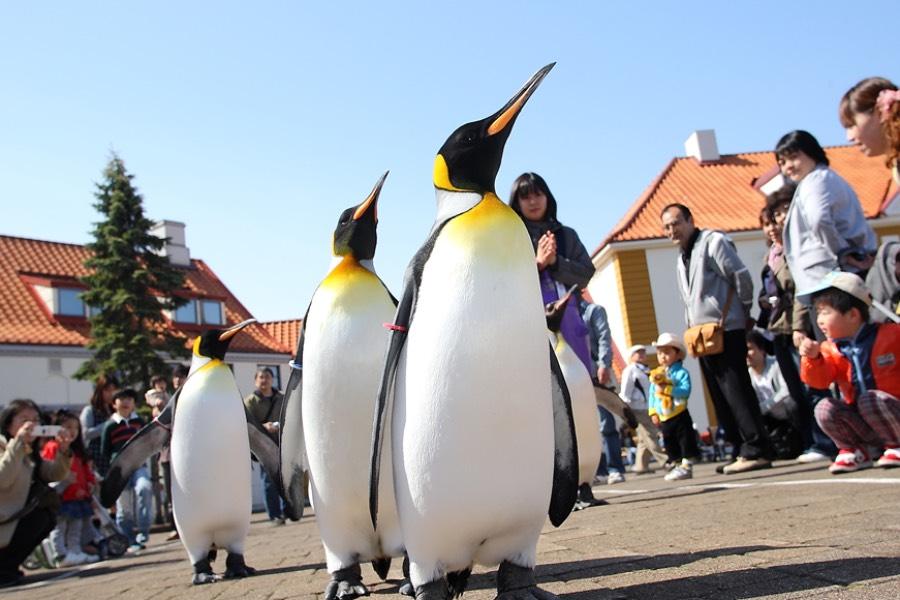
left=10, top=460, right=900, bottom=599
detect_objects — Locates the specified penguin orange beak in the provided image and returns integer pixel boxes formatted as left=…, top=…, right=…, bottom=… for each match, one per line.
left=353, top=171, right=389, bottom=221
left=219, top=318, right=256, bottom=342
left=487, top=62, right=556, bottom=137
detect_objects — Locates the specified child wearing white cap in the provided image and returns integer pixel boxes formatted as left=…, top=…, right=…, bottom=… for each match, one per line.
left=619, top=344, right=669, bottom=473
left=798, top=271, right=900, bottom=473
left=649, top=333, right=700, bottom=481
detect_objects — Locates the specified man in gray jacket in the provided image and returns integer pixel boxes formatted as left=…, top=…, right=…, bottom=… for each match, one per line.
left=661, top=203, right=774, bottom=474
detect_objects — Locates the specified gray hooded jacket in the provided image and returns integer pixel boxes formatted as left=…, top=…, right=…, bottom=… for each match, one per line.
left=676, top=229, right=753, bottom=331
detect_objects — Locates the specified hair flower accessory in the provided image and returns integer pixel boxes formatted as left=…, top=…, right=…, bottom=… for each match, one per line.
left=876, top=89, right=900, bottom=122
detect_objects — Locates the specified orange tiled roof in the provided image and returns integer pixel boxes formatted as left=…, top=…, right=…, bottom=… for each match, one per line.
left=261, top=319, right=303, bottom=355
left=0, top=234, right=290, bottom=354
left=595, top=145, right=898, bottom=253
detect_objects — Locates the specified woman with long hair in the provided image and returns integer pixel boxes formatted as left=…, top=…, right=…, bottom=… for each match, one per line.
left=0, top=400, right=72, bottom=587
left=840, top=77, right=900, bottom=319
left=79, top=375, right=118, bottom=477
left=508, top=172, right=595, bottom=367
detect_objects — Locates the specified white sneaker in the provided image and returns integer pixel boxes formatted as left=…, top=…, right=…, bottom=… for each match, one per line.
left=606, top=471, right=626, bottom=485
left=796, top=450, right=830, bottom=463
left=664, top=466, right=693, bottom=481
left=57, top=552, right=89, bottom=567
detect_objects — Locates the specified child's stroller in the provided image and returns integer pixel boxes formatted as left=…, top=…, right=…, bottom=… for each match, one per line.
left=23, top=494, right=130, bottom=570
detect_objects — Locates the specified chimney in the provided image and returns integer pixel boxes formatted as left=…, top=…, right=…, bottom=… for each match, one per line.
left=151, top=220, right=191, bottom=267
left=685, top=129, right=720, bottom=163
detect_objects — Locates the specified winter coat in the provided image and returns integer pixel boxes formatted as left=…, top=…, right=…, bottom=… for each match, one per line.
left=0, top=434, right=71, bottom=548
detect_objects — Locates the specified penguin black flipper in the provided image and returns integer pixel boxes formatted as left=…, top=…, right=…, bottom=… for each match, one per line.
left=245, top=408, right=286, bottom=506
left=547, top=344, right=579, bottom=527
left=99, top=388, right=180, bottom=508
left=369, top=223, right=449, bottom=528
left=278, top=304, right=312, bottom=521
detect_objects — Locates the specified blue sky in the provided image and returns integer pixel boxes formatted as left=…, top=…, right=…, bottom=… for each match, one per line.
left=1, top=3, right=896, bottom=321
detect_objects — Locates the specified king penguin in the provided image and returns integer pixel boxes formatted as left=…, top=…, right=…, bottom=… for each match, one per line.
left=99, top=319, right=288, bottom=584
left=279, top=173, right=405, bottom=600
left=545, top=288, right=605, bottom=510
left=171, top=320, right=261, bottom=583
left=369, top=64, right=579, bottom=600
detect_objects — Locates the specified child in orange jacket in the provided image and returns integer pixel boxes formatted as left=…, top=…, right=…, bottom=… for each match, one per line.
left=798, top=272, right=900, bottom=474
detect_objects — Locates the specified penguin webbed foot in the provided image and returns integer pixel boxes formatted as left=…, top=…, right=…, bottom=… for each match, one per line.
left=414, top=578, right=451, bottom=600
left=573, top=483, right=608, bottom=510
left=192, top=558, right=218, bottom=585
left=324, top=563, right=368, bottom=600
left=223, top=552, right=257, bottom=579
left=495, top=561, right=558, bottom=600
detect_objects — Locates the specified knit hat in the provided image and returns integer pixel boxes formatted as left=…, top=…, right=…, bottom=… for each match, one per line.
left=654, top=333, right=686, bottom=359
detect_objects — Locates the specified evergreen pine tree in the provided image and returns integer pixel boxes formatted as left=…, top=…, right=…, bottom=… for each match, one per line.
left=74, top=155, right=189, bottom=387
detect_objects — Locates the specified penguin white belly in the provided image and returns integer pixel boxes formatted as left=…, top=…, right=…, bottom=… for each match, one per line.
left=171, top=363, right=251, bottom=562
left=303, top=262, right=402, bottom=569
left=394, top=199, right=553, bottom=576
left=552, top=334, right=602, bottom=486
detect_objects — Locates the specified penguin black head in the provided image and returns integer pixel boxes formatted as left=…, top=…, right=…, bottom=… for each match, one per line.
left=193, top=319, right=257, bottom=361
left=332, top=172, right=389, bottom=260
left=545, top=285, right=579, bottom=332
left=433, top=63, right=555, bottom=194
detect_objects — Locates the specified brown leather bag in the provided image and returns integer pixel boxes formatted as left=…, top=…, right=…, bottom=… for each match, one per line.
left=683, top=287, right=735, bottom=358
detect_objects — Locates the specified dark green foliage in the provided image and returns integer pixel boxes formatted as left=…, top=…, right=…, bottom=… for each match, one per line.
left=74, top=155, right=189, bottom=388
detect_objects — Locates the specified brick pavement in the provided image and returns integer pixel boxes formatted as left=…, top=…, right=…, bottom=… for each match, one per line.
left=8, top=461, right=900, bottom=599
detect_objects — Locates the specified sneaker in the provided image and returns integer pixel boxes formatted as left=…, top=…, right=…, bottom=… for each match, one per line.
left=135, top=532, right=149, bottom=545
left=270, top=517, right=286, bottom=527
left=127, top=544, right=144, bottom=554
left=592, top=475, right=607, bottom=486
left=56, top=552, right=89, bottom=567
left=796, top=449, right=830, bottom=463
left=875, top=447, right=900, bottom=468
left=606, top=471, right=626, bottom=485
left=664, top=466, right=692, bottom=481
left=722, top=457, right=772, bottom=475
left=829, top=448, right=872, bottom=474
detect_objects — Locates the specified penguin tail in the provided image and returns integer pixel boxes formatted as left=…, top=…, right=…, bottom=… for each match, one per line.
left=447, top=568, right=472, bottom=598
left=371, top=557, right=391, bottom=581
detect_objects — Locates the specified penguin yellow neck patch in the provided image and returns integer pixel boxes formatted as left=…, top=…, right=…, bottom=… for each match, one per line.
left=433, top=155, right=465, bottom=192
left=441, top=193, right=533, bottom=262
left=321, top=255, right=379, bottom=292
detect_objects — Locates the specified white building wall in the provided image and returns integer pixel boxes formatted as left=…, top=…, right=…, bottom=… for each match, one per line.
left=586, top=260, right=628, bottom=368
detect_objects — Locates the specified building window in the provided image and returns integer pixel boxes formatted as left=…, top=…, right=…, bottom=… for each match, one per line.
left=201, top=300, right=224, bottom=325
left=257, top=364, right=282, bottom=390
left=173, top=299, right=198, bottom=323
left=57, top=288, right=86, bottom=317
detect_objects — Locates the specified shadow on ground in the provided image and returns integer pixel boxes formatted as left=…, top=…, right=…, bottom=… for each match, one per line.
left=397, top=547, right=900, bottom=599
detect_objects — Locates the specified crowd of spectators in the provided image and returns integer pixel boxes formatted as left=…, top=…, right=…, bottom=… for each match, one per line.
left=2, top=75, right=900, bottom=589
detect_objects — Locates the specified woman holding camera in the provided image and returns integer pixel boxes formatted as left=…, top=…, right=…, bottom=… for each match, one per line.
left=0, top=399, right=73, bottom=588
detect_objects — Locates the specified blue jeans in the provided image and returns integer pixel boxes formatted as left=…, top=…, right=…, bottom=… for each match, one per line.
left=261, top=468, right=284, bottom=520
left=595, top=406, right=625, bottom=475
left=116, top=465, right=152, bottom=544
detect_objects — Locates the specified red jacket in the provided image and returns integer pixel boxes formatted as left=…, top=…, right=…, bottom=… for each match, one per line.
left=801, top=322, right=900, bottom=404
left=41, top=441, right=95, bottom=502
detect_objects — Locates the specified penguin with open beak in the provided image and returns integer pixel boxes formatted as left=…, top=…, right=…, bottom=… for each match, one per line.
left=369, top=64, right=579, bottom=600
